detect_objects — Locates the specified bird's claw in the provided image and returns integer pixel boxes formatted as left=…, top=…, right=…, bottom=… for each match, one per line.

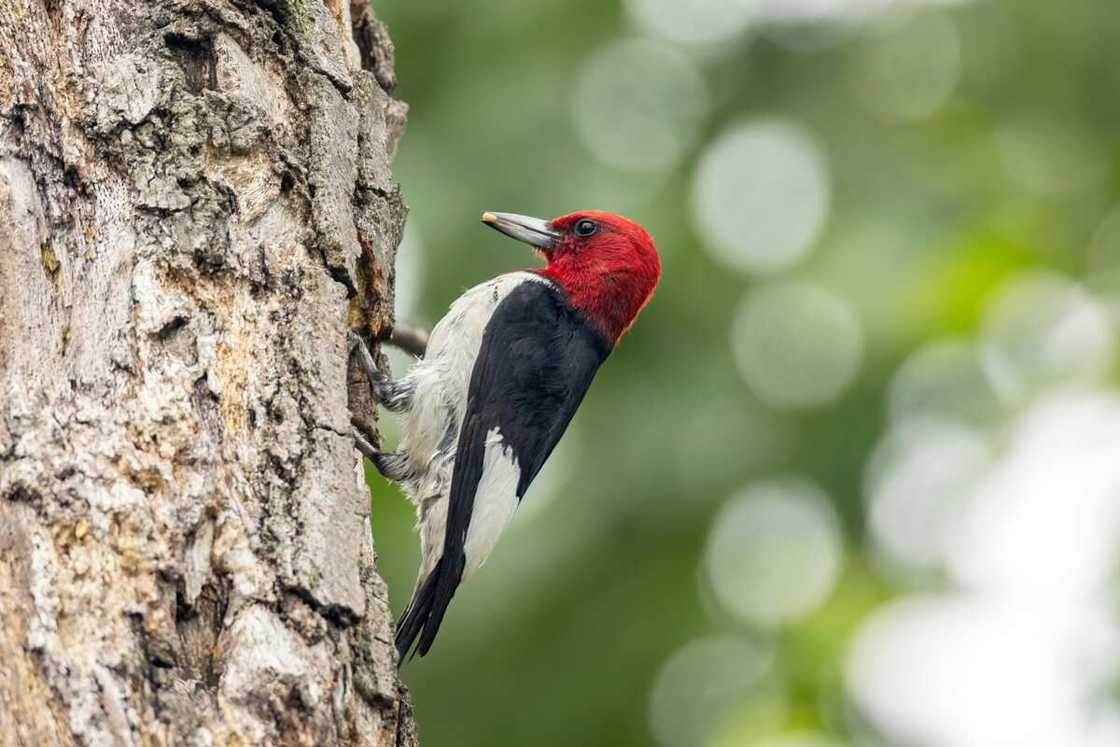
left=349, top=332, right=383, bottom=389
left=353, top=429, right=379, bottom=462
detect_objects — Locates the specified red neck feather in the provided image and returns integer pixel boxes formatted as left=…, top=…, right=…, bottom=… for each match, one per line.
left=536, top=223, right=660, bottom=343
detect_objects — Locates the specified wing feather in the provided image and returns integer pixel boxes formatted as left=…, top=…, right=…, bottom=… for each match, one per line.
left=395, top=280, right=611, bottom=660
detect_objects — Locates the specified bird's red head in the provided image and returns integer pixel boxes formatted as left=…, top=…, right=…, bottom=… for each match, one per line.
left=482, top=210, right=661, bottom=342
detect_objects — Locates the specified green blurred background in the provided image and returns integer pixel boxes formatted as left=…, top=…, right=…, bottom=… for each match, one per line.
left=367, top=1, right=1120, bottom=745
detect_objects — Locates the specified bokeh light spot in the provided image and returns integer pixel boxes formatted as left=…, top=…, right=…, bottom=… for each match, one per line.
left=947, top=392, right=1120, bottom=600
left=865, top=420, right=990, bottom=573
left=853, top=10, right=962, bottom=121
left=739, top=0, right=977, bottom=33
left=847, top=595, right=1120, bottom=747
left=979, top=272, right=1115, bottom=403
left=741, top=0, right=891, bottom=25
left=648, top=635, right=774, bottom=747
left=693, top=120, right=830, bottom=274
left=996, top=116, right=1107, bottom=197
left=625, top=0, right=751, bottom=46
left=732, top=284, right=863, bottom=409
left=704, top=478, right=843, bottom=627
left=574, top=39, right=710, bottom=173
left=887, top=338, right=1001, bottom=426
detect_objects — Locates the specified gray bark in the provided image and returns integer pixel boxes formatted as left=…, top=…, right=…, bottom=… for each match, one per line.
left=0, top=1, right=414, bottom=744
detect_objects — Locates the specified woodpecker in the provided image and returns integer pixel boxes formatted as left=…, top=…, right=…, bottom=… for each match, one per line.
left=350, top=210, right=660, bottom=661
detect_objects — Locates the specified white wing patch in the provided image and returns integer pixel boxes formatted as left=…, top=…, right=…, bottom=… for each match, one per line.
left=462, top=427, right=521, bottom=578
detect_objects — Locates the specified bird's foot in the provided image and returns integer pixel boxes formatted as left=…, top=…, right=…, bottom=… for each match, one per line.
left=349, top=332, right=383, bottom=389
left=351, top=430, right=413, bottom=482
left=348, top=332, right=414, bottom=412
left=353, top=429, right=381, bottom=463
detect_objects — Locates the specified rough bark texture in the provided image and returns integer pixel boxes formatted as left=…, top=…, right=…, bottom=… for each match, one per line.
left=0, top=1, right=414, bottom=744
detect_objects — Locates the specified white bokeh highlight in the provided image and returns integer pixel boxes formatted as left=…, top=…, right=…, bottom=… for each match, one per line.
left=865, top=419, right=990, bottom=573
left=853, top=343, right=1120, bottom=746
left=742, top=0, right=973, bottom=27
left=854, top=11, right=962, bottom=121
left=704, top=478, right=843, bottom=627
left=693, top=120, right=830, bottom=274
left=574, top=39, right=709, bottom=173
left=847, top=595, right=1120, bottom=747
left=648, top=636, right=774, bottom=747
left=948, top=392, right=1120, bottom=599
left=979, top=272, right=1115, bottom=404
left=887, top=337, right=1000, bottom=426
left=625, top=0, right=751, bottom=46
left=732, top=284, right=863, bottom=409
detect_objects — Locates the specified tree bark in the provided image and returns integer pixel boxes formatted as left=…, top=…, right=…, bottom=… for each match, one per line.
left=0, top=1, right=414, bottom=745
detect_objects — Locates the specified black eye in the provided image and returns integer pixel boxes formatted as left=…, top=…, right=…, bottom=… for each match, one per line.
left=574, top=219, right=599, bottom=237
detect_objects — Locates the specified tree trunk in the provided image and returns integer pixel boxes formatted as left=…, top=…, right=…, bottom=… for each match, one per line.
left=0, top=1, right=414, bottom=745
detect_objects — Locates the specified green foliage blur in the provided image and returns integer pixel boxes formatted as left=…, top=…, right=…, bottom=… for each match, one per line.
left=366, top=1, right=1120, bottom=745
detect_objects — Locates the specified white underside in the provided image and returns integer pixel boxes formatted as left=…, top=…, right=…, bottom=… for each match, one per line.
left=395, top=272, right=548, bottom=581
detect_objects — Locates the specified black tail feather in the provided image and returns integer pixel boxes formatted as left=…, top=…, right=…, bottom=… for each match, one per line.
left=394, top=552, right=466, bottom=663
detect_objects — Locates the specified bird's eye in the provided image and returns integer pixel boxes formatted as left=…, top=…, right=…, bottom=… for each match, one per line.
left=574, top=219, right=600, bottom=237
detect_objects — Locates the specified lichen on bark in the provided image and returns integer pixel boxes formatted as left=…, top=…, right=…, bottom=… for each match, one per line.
left=0, top=1, right=413, bottom=744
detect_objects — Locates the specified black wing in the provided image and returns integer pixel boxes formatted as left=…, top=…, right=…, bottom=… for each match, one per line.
left=395, top=279, right=612, bottom=660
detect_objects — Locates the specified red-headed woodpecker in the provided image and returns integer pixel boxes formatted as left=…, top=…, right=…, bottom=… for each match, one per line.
left=350, top=210, right=660, bottom=661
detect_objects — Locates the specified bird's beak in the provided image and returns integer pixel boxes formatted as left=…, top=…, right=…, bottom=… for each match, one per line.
left=481, top=211, right=560, bottom=251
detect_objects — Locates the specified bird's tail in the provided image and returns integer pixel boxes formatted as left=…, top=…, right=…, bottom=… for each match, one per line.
left=394, top=552, right=465, bottom=664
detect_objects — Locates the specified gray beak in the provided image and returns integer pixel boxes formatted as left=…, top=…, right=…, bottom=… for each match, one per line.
left=481, top=211, right=561, bottom=250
